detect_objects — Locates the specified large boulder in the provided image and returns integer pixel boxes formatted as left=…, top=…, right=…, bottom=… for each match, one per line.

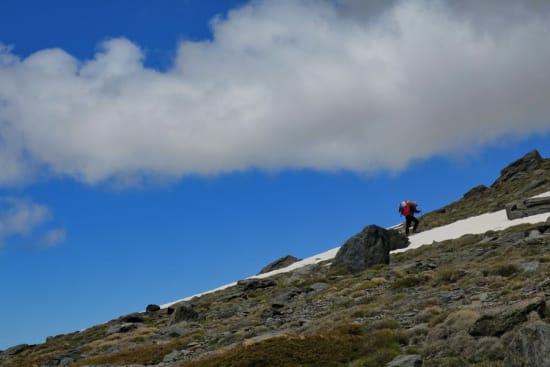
left=506, top=322, right=550, bottom=367
left=331, top=225, right=395, bottom=273
left=492, top=150, right=543, bottom=187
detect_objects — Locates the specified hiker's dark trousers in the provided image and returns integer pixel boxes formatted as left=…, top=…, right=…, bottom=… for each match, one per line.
left=405, top=216, right=419, bottom=235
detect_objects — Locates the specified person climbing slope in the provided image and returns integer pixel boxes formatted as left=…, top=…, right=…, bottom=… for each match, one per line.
left=399, top=199, right=421, bottom=236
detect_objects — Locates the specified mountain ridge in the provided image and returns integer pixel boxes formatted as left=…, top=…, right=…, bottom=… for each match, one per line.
left=2, top=149, right=550, bottom=367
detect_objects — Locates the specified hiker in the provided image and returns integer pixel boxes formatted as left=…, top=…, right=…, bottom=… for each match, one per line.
left=399, top=200, right=421, bottom=235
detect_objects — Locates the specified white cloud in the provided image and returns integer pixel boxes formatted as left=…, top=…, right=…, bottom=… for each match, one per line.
left=1, top=0, right=550, bottom=185
left=0, top=197, right=51, bottom=237
left=38, top=228, right=66, bottom=248
left=0, top=197, right=65, bottom=250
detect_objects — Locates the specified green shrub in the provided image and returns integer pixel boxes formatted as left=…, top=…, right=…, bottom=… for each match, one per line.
left=180, top=324, right=407, bottom=367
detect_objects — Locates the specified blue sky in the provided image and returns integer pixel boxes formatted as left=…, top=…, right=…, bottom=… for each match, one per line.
left=1, top=0, right=550, bottom=350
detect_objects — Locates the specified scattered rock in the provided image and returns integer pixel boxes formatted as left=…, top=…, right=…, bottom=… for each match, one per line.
left=331, top=224, right=392, bottom=273
left=506, top=322, right=550, bottom=367
left=40, top=352, right=80, bottom=367
left=258, top=255, right=300, bottom=274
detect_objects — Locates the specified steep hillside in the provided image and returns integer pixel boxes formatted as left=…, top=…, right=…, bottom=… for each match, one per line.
left=2, top=150, right=550, bottom=367
left=419, top=149, right=550, bottom=231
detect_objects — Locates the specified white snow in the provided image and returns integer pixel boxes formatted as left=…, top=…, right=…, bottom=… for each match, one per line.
left=161, top=191, right=550, bottom=309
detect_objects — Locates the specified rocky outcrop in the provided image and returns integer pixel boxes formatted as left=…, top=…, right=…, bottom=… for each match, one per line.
left=331, top=225, right=393, bottom=272
left=258, top=255, right=300, bottom=274
left=492, top=149, right=543, bottom=187
left=506, top=196, right=550, bottom=220
left=469, top=297, right=546, bottom=337
left=506, top=322, right=550, bottom=367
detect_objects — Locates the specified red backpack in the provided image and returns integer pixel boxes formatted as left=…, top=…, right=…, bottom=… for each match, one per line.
left=401, top=202, right=413, bottom=216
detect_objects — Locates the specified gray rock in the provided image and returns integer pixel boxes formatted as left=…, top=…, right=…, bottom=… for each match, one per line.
left=506, top=196, right=550, bottom=220
left=388, top=229, right=410, bottom=251
left=163, top=324, right=194, bottom=337
left=332, top=224, right=392, bottom=273
left=469, top=297, right=546, bottom=337
left=308, top=282, right=328, bottom=292
left=493, top=150, right=543, bottom=187
left=168, top=304, right=204, bottom=326
left=120, top=313, right=145, bottom=323
left=258, top=255, right=300, bottom=274
left=271, top=287, right=304, bottom=308
left=146, top=304, right=161, bottom=313
left=520, top=178, right=547, bottom=194
left=237, top=278, right=277, bottom=291
left=529, top=229, right=542, bottom=238
left=40, top=353, right=79, bottom=367
left=506, top=322, right=550, bottom=367
left=106, top=322, right=138, bottom=336
left=386, top=354, right=423, bottom=367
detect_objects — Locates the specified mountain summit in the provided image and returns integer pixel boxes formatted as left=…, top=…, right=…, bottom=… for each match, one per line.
left=2, top=150, right=550, bottom=367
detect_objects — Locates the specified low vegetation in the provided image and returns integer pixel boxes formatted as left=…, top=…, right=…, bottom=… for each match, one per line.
left=2, top=152, right=549, bottom=367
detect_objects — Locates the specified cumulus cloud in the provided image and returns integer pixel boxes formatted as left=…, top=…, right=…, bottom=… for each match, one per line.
left=1, top=0, right=550, bottom=184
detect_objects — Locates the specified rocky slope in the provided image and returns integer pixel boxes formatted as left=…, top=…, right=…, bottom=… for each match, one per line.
left=2, top=150, right=550, bottom=367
